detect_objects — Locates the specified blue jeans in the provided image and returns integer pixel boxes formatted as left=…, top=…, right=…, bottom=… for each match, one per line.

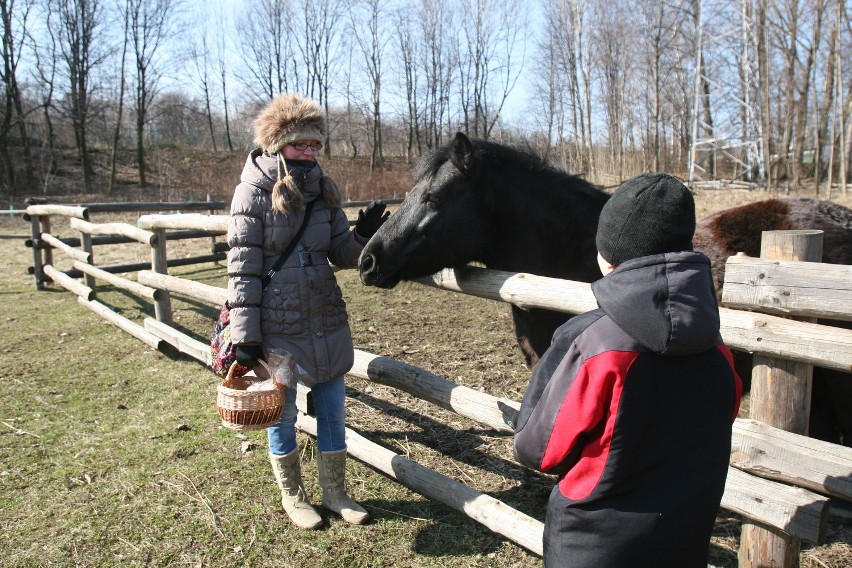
left=267, top=375, right=346, bottom=455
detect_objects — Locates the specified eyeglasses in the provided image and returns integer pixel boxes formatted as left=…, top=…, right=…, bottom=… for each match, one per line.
left=291, top=142, right=322, bottom=152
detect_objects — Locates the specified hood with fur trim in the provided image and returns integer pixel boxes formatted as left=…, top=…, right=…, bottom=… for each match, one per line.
left=253, top=94, right=326, bottom=154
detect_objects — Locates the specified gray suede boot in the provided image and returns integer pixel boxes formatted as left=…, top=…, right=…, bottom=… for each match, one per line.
left=269, top=450, right=323, bottom=530
left=317, top=449, right=369, bottom=525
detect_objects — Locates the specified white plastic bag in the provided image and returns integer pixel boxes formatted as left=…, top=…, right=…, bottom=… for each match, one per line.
left=247, top=349, right=315, bottom=390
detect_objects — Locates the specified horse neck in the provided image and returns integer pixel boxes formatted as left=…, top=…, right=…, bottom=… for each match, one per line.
left=479, top=177, right=608, bottom=280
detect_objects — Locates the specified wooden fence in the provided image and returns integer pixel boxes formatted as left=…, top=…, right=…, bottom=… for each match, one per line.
left=22, top=205, right=852, bottom=566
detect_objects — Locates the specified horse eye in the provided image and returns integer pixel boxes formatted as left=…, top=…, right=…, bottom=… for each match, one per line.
left=422, top=192, right=442, bottom=206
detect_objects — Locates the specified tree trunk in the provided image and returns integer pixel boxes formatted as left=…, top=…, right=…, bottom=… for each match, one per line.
left=10, top=73, right=33, bottom=187
left=108, top=8, right=129, bottom=197
left=79, top=129, right=92, bottom=192
left=779, top=0, right=801, bottom=185
left=221, top=72, right=233, bottom=152
left=815, top=0, right=838, bottom=190
left=792, top=0, right=824, bottom=188
left=757, top=0, right=772, bottom=189
left=136, top=103, right=146, bottom=187
left=0, top=137, right=13, bottom=199
left=204, top=85, right=217, bottom=152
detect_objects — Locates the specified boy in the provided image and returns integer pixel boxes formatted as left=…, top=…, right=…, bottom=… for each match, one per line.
left=513, top=173, right=742, bottom=567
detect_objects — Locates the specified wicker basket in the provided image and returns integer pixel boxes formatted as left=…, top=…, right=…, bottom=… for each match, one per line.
left=217, top=362, right=285, bottom=431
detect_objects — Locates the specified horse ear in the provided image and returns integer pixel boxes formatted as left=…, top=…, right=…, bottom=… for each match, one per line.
left=449, top=132, right=474, bottom=176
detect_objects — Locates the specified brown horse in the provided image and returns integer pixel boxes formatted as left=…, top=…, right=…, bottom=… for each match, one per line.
left=359, top=132, right=852, bottom=444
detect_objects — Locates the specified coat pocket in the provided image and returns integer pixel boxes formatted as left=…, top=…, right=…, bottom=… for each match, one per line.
left=261, top=283, right=303, bottom=335
left=322, top=280, right=349, bottom=330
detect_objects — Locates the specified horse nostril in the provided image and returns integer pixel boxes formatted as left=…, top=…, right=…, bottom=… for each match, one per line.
left=359, top=252, right=377, bottom=284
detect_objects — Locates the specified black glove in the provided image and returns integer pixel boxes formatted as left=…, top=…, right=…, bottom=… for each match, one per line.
left=235, top=345, right=263, bottom=368
left=355, top=200, right=390, bottom=240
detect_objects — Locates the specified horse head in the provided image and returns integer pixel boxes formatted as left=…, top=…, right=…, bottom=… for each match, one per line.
left=359, top=132, right=492, bottom=288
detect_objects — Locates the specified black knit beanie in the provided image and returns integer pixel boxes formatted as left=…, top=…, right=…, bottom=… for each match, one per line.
left=596, top=173, right=695, bottom=266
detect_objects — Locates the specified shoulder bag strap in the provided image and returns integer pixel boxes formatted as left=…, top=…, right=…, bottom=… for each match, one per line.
left=260, top=199, right=316, bottom=291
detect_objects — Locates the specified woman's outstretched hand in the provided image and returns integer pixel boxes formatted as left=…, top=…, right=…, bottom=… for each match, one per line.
left=355, top=201, right=390, bottom=240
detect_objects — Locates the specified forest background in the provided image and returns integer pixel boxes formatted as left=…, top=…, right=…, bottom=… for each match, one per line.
left=0, top=0, right=850, bottom=206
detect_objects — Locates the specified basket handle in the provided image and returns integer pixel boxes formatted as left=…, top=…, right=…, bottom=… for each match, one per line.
left=224, top=358, right=269, bottom=383
left=257, top=358, right=271, bottom=376
left=225, top=360, right=240, bottom=382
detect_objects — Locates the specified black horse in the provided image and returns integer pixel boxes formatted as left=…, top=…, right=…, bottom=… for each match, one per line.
left=359, top=132, right=852, bottom=444
left=359, top=132, right=609, bottom=366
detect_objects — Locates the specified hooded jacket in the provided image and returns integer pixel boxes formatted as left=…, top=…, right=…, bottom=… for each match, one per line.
left=513, top=251, right=742, bottom=567
left=227, top=150, right=364, bottom=383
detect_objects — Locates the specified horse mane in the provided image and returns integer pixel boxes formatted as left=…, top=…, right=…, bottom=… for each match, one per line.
left=412, top=137, right=573, bottom=185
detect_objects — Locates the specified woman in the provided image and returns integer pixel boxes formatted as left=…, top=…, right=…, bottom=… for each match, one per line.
left=227, top=93, right=388, bottom=529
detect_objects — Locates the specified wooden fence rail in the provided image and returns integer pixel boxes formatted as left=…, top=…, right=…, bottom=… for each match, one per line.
left=416, top=266, right=852, bottom=373
left=722, top=255, right=852, bottom=321
left=297, top=412, right=546, bottom=556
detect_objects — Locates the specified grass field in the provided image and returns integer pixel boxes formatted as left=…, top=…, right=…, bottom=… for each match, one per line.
left=1, top=187, right=851, bottom=567
left=0, top=213, right=546, bottom=567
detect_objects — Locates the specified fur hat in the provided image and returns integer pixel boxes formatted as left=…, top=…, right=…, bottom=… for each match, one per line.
left=253, top=94, right=326, bottom=154
left=596, top=173, right=695, bottom=266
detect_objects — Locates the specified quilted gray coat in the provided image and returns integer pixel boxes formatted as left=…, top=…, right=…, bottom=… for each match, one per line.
left=227, top=150, right=364, bottom=383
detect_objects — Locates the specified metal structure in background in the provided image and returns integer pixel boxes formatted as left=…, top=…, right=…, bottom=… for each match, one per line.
left=688, top=0, right=765, bottom=186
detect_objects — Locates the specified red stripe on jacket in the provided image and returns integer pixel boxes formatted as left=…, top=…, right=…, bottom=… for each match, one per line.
left=716, top=344, right=743, bottom=420
left=542, top=351, right=638, bottom=501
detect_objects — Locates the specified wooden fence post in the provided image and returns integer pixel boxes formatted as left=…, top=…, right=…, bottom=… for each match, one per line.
left=207, top=193, right=219, bottom=262
left=150, top=228, right=173, bottom=324
left=28, top=214, right=44, bottom=290
left=80, top=230, right=96, bottom=294
left=739, top=229, right=823, bottom=568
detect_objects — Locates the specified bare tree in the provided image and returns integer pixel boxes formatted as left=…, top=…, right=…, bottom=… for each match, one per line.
left=815, top=0, right=840, bottom=188
left=393, top=4, right=422, bottom=161
left=791, top=0, right=828, bottom=188
left=756, top=0, right=772, bottom=189
left=639, top=2, right=684, bottom=172
left=535, top=0, right=571, bottom=162
left=108, top=0, right=130, bottom=196
left=349, top=0, right=391, bottom=170
left=685, top=0, right=717, bottom=180
left=235, top=0, right=298, bottom=104
left=568, top=0, right=595, bottom=177
left=0, top=0, right=36, bottom=197
left=547, top=0, right=600, bottom=174
left=0, top=0, right=848, bottom=191
left=186, top=17, right=217, bottom=151
left=295, top=0, right=344, bottom=156
left=835, top=0, right=848, bottom=192
left=30, top=3, right=60, bottom=187
left=419, top=0, right=454, bottom=149
left=592, top=0, right=635, bottom=181
left=213, top=9, right=233, bottom=152
left=341, top=50, right=362, bottom=159
left=771, top=0, right=803, bottom=186
left=457, top=0, right=525, bottom=140
left=126, top=0, right=180, bottom=187
left=53, top=0, right=105, bottom=192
